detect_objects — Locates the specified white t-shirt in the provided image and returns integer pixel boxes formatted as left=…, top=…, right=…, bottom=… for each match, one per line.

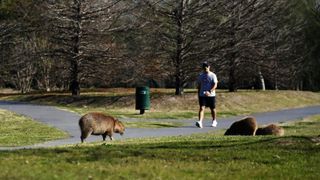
left=197, top=71, right=218, bottom=97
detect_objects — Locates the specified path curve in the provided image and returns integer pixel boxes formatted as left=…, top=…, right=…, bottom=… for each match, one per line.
left=0, top=100, right=320, bottom=150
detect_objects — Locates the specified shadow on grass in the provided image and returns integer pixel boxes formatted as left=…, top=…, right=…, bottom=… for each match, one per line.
left=2, top=135, right=316, bottom=165
left=15, top=94, right=135, bottom=107
left=130, top=135, right=315, bottom=150
left=73, top=136, right=317, bottom=163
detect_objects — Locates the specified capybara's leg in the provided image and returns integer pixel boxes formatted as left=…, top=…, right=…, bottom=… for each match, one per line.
left=102, top=133, right=107, bottom=141
left=107, top=132, right=113, bottom=140
left=80, top=129, right=92, bottom=143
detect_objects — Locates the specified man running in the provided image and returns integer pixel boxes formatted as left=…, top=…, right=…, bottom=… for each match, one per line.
left=196, top=61, right=218, bottom=128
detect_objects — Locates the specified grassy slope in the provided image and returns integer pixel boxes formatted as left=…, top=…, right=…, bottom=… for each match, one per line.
left=0, top=89, right=319, bottom=146
left=0, top=89, right=319, bottom=179
left=1, top=89, right=320, bottom=119
left=0, top=109, right=68, bottom=146
left=0, top=115, right=319, bottom=179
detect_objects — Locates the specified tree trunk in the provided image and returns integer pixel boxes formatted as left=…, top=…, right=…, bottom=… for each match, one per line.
left=70, top=79, right=80, bottom=96
left=175, top=75, right=184, bottom=95
left=175, top=87, right=184, bottom=95
left=228, top=17, right=237, bottom=92
left=174, top=1, right=184, bottom=96
left=69, top=0, right=82, bottom=96
left=70, top=59, right=80, bottom=96
left=228, top=65, right=237, bottom=92
left=258, top=70, right=266, bottom=91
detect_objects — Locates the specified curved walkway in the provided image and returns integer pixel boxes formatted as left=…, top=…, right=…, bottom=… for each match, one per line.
left=0, top=100, right=320, bottom=150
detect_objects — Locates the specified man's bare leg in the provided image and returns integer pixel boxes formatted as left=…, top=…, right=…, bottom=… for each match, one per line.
left=210, top=108, right=217, bottom=127
left=196, top=106, right=206, bottom=128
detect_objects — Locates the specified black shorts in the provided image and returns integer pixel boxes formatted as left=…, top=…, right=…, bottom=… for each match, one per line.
left=199, top=96, right=216, bottom=108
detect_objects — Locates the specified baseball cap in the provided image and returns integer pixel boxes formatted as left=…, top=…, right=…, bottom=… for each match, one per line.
left=202, top=61, right=210, bottom=68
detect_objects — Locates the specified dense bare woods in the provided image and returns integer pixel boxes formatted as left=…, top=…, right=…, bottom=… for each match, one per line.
left=0, top=0, right=319, bottom=95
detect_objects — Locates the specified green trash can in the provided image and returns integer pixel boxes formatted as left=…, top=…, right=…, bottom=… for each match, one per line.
left=135, top=86, right=150, bottom=114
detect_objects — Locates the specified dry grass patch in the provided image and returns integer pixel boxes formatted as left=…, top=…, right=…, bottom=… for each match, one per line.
left=1, top=89, right=320, bottom=119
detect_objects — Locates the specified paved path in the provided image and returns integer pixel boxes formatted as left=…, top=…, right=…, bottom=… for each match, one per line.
left=0, top=100, right=320, bottom=150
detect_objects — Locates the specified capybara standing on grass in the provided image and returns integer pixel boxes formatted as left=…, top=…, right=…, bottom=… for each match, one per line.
left=224, top=116, right=258, bottom=136
left=256, top=124, right=284, bottom=136
left=79, top=112, right=125, bottom=143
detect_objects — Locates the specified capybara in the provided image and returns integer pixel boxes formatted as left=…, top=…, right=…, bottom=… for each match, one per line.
left=256, top=124, right=284, bottom=136
left=79, top=112, right=125, bottom=143
left=224, top=116, right=258, bottom=136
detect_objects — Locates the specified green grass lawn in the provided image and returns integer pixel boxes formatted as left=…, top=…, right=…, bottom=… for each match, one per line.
left=0, top=89, right=320, bottom=179
left=0, top=108, right=183, bottom=146
left=0, top=109, right=68, bottom=147
left=0, top=115, right=320, bottom=179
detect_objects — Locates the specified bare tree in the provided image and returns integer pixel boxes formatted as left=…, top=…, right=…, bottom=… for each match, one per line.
left=259, top=0, right=306, bottom=90
left=299, top=0, right=320, bottom=90
left=0, top=0, right=47, bottom=93
left=0, top=4, right=17, bottom=87
left=138, top=0, right=223, bottom=95
left=1, top=0, right=318, bottom=92
left=207, top=0, right=306, bottom=91
left=45, top=0, right=132, bottom=95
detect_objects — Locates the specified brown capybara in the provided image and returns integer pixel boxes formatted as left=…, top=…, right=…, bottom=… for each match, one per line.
left=256, top=124, right=284, bottom=136
left=79, top=112, right=125, bottom=143
left=224, top=116, right=258, bottom=136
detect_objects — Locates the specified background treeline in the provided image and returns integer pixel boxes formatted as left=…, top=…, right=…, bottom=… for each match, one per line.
left=0, top=0, right=319, bottom=95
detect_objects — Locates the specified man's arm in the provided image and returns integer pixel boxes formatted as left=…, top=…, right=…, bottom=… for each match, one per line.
left=210, top=74, right=218, bottom=92
left=197, top=82, right=201, bottom=94
left=211, top=82, right=218, bottom=92
left=197, top=75, right=201, bottom=94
